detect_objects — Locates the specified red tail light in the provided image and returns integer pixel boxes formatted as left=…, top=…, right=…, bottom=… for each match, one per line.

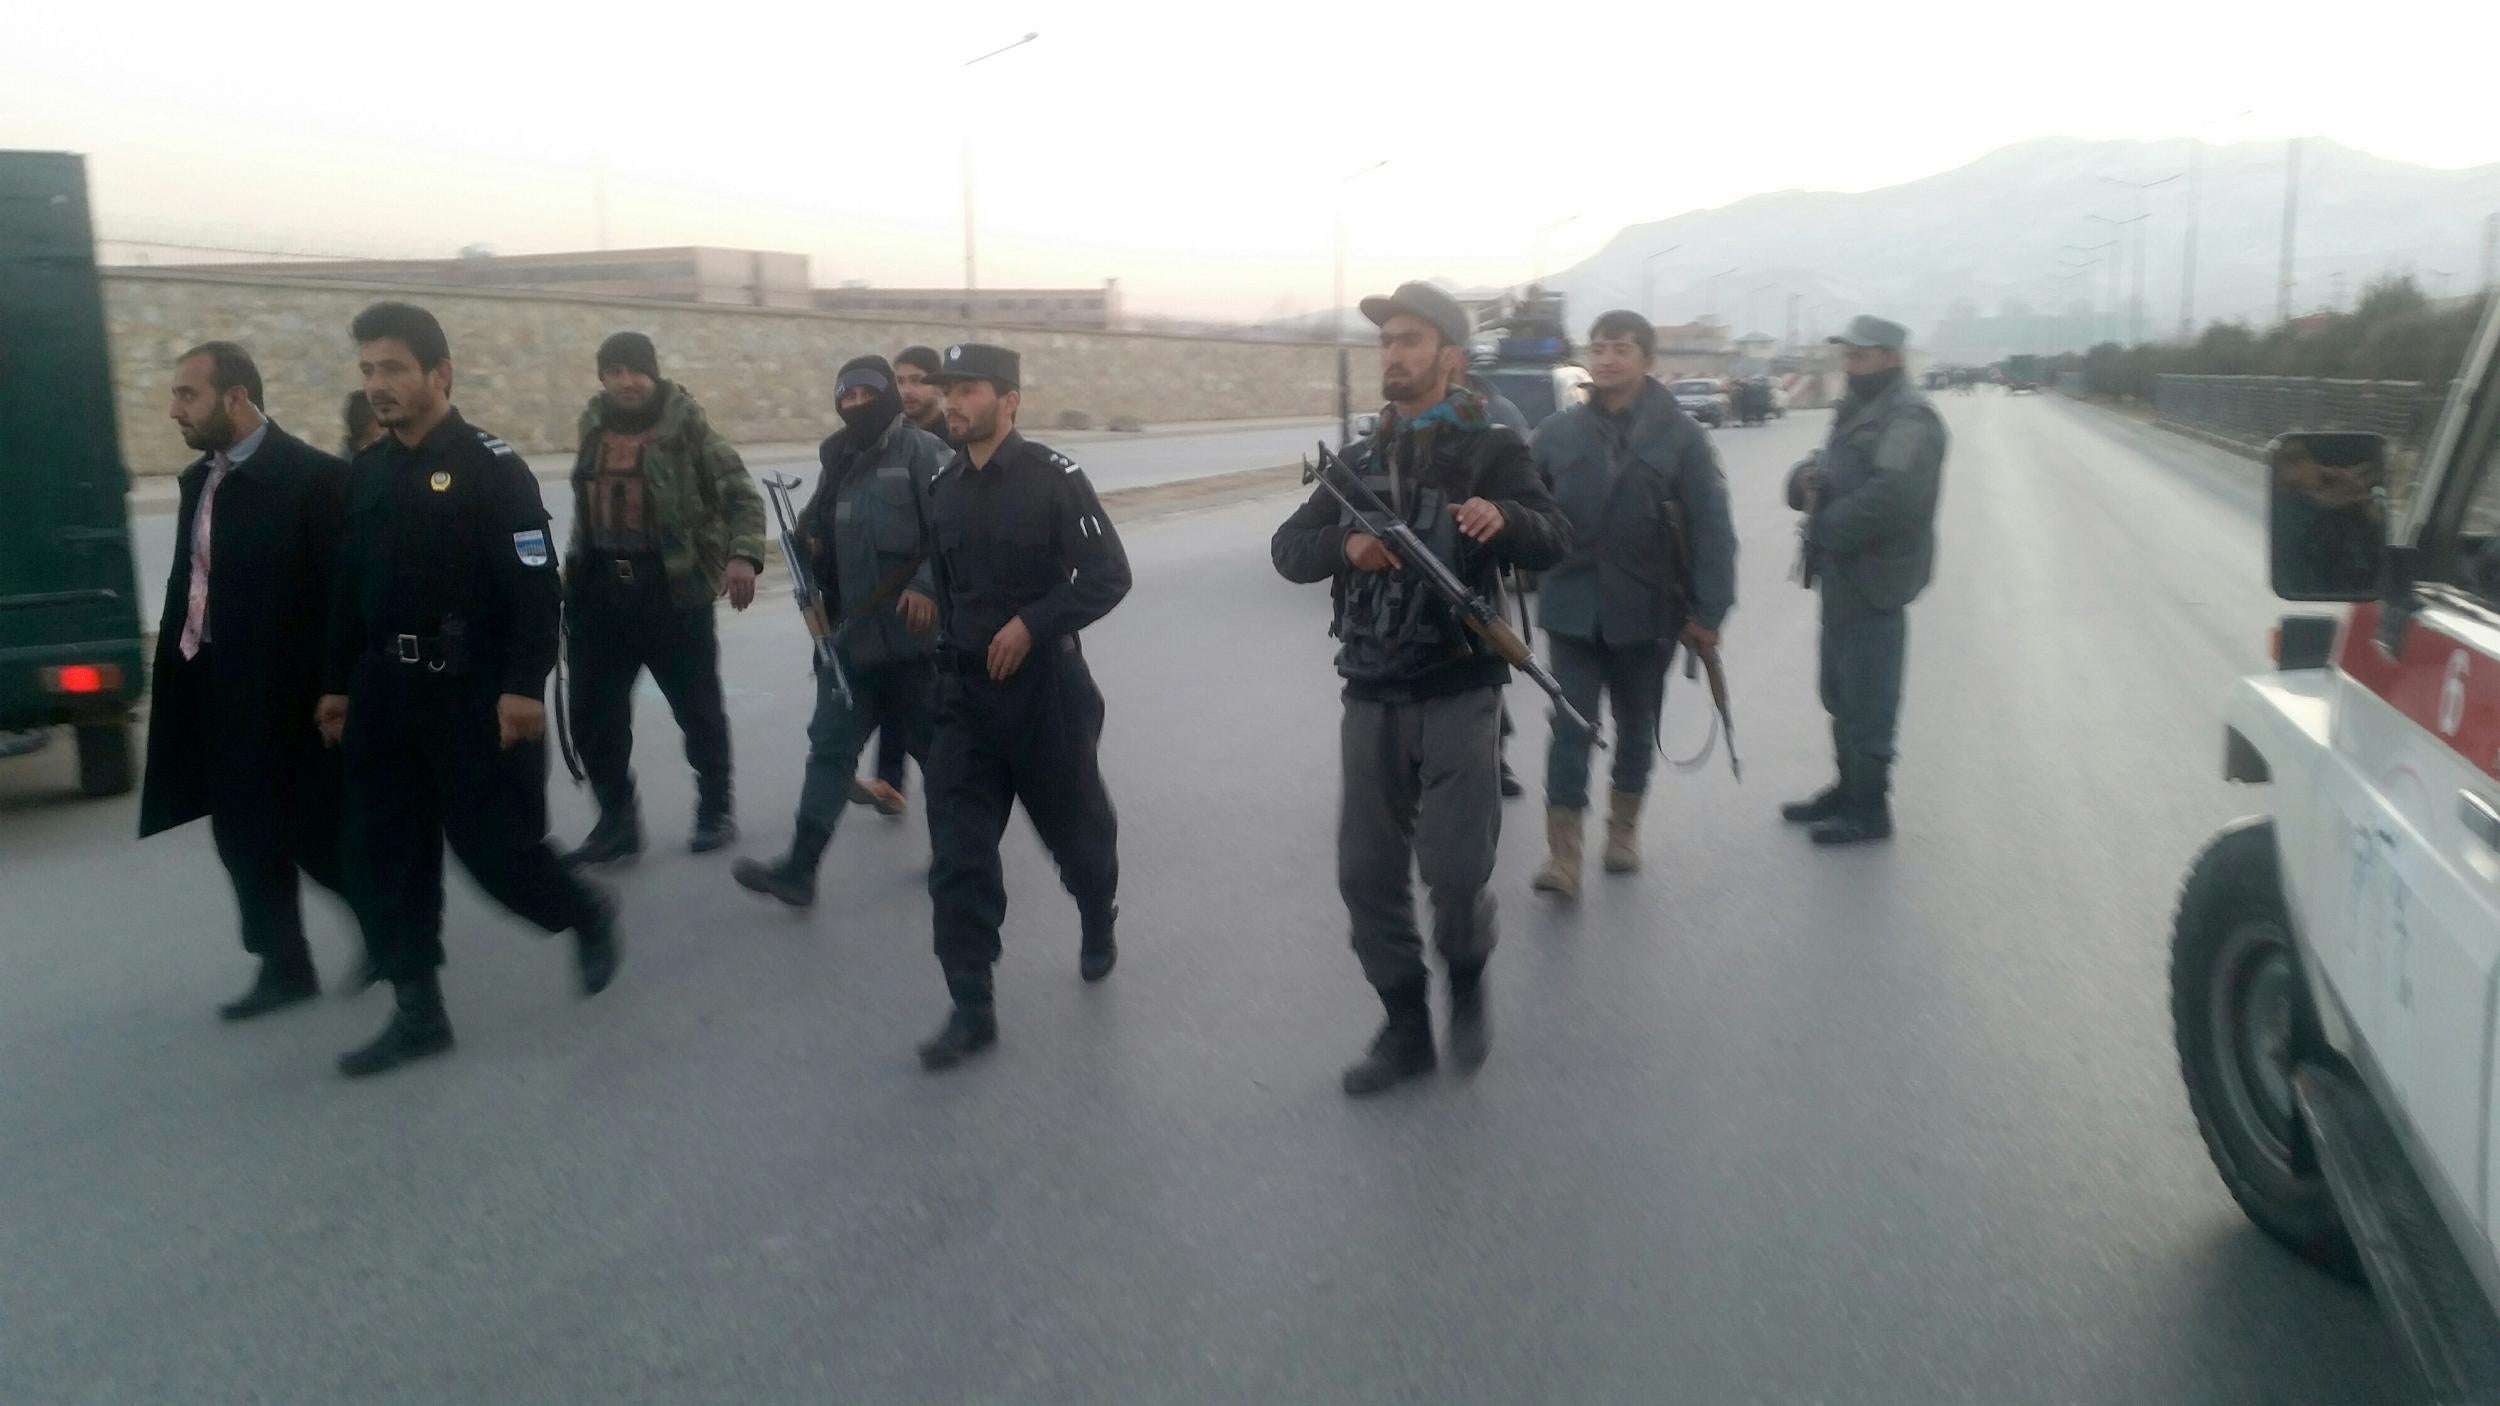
left=44, top=664, right=120, bottom=694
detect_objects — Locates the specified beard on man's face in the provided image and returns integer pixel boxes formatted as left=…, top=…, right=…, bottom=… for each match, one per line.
left=948, top=404, right=996, bottom=444
left=179, top=401, right=236, bottom=452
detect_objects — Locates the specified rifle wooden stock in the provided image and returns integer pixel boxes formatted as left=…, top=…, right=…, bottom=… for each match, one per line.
left=1466, top=613, right=1530, bottom=667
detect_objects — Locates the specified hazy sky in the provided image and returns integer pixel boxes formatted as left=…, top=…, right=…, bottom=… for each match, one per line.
left=9, top=0, right=2498, bottom=320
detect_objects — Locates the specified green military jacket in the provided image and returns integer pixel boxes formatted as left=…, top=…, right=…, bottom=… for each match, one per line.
left=1811, top=375, right=1947, bottom=619
left=566, top=382, right=769, bottom=610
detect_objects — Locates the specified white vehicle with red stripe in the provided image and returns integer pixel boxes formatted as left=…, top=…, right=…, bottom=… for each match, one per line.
left=2177, top=298, right=2500, bottom=1399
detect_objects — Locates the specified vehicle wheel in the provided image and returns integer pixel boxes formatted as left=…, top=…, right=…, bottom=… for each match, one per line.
left=75, top=722, right=134, bottom=798
left=2171, top=819, right=2362, bottom=1282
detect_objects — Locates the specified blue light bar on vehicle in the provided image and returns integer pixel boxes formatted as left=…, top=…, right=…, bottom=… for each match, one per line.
left=1496, top=336, right=1568, bottom=362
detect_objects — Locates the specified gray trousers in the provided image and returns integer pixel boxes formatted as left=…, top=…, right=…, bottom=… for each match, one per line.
left=1543, top=634, right=1668, bottom=811
left=1339, top=687, right=1502, bottom=991
left=1817, top=606, right=1908, bottom=761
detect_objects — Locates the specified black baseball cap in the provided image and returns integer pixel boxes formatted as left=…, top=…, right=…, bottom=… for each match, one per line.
left=930, top=342, right=1020, bottom=390
left=1360, top=281, right=1473, bottom=349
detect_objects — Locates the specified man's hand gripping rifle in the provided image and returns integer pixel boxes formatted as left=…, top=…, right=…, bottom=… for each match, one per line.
left=1302, top=442, right=1601, bottom=748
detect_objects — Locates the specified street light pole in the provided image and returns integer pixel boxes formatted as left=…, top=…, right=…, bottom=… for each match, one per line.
left=1745, top=281, right=1778, bottom=338
left=2099, top=174, right=2177, bottom=346
left=1641, top=245, right=1681, bottom=324
left=2278, top=136, right=2303, bottom=324
left=1335, top=159, right=1387, bottom=447
left=2177, top=109, right=2252, bottom=342
left=2062, top=248, right=2110, bottom=342
left=1702, top=266, right=1740, bottom=326
left=959, top=30, right=1041, bottom=322
left=2182, top=148, right=2205, bottom=340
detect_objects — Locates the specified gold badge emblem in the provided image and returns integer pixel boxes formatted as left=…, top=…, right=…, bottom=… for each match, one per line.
left=429, top=470, right=452, bottom=493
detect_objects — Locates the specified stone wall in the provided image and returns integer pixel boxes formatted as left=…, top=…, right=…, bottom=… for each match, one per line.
left=103, top=270, right=1340, bottom=476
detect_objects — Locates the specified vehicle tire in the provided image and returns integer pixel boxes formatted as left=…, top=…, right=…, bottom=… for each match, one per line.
left=75, top=722, right=134, bottom=798
left=2171, top=818, right=2362, bottom=1282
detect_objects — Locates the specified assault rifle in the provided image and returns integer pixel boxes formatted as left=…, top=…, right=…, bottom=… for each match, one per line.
left=762, top=473, right=852, bottom=710
left=1303, top=442, right=1600, bottom=747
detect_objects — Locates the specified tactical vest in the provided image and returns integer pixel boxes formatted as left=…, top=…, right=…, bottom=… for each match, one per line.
left=1331, top=433, right=1499, bottom=685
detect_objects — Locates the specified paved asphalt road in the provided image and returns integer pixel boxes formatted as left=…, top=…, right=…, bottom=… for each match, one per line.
left=126, top=416, right=1336, bottom=625
left=1, top=392, right=2417, bottom=1403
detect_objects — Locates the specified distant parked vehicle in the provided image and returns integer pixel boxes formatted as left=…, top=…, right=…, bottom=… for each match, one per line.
left=1670, top=378, right=1729, bottom=428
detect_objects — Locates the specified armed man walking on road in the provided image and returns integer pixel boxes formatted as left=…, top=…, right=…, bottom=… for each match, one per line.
left=560, top=331, right=768, bottom=864
left=1782, top=314, right=1946, bottom=845
left=1272, top=281, right=1571, bottom=1096
left=141, top=342, right=362, bottom=1021
left=1528, top=311, right=1736, bottom=898
left=320, top=302, right=621, bottom=1078
left=913, top=343, right=1131, bottom=1072
left=847, top=343, right=955, bottom=817
left=735, top=355, right=948, bottom=907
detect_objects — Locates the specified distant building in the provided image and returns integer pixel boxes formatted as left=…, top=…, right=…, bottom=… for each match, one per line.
left=156, top=246, right=815, bottom=308
left=813, top=281, right=1121, bottom=330
left=1651, top=319, right=1732, bottom=355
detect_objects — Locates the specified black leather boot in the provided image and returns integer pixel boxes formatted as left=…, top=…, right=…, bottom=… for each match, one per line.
left=573, top=888, right=622, bottom=996
left=218, top=956, right=320, bottom=1022
left=1783, top=724, right=1850, bottom=824
left=338, top=974, right=455, bottom=1078
left=563, top=803, right=644, bottom=867
left=732, top=823, right=828, bottom=909
left=1811, top=755, right=1894, bottom=846
left=1342, top=979, right=1436, bottom=1096
left=690, top=777, right=736, bottom=854
left=1446, top=963, right=1490, bottom=1074
left=1079, top=905, right=1118, bottom=982
left=917, top=1006, right=999, bottom=1071
left=1780, top=779, right=1847, bottom=825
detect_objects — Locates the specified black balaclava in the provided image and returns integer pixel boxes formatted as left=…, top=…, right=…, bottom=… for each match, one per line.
left=1846, top=362, right=1904, bottom=402
left=596, top=331, right=667, bottom=432
left=834, top=355, right=904, bottom=445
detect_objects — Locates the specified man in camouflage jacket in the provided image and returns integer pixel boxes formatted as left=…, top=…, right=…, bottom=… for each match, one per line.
left=560, top=331, right=769, bottom=862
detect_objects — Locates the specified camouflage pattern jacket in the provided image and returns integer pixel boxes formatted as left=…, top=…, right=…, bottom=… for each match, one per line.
left=566, top=381, right=769, bottom=610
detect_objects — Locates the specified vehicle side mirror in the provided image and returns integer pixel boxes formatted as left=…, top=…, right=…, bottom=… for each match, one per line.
left=1350, top=412, right=1380, bottom=439
left=2267, top=431, right=2391, bottom=602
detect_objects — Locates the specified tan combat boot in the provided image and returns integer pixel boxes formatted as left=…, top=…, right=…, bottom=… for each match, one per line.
left=1530, top=807, right=1583, bottom=899
left=1603, top=790, right=1644, bottom=874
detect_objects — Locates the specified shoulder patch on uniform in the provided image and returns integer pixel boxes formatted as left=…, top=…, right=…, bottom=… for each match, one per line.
left=1045, top=450, right=1081, bottom=474
left=474, top=429, right=520, bottom=459
left=513, top=528, right=551, bottom=567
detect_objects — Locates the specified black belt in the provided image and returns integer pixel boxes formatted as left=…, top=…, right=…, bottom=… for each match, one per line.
left=378, top=633, right=452, bottom=668
left=940, top=635, right=1079, bottom=673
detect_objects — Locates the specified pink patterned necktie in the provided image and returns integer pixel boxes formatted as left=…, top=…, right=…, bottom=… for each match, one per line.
left=177, top=451, right=232, bottom=661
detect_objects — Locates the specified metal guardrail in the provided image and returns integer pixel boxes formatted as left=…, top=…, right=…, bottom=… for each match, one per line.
left=2153, top=374, right=2455, bottom=450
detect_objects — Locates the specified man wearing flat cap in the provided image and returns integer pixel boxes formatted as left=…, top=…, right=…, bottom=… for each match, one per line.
left=1781, top=314, right=1946, bottom=845
left=912, top=342, right=1133, bottom=1072
left=560, top=331, right=770, bottom=864
left=1272, top=281, right=1571, bottom=1096
left=734, top=355, right=949, bottom=908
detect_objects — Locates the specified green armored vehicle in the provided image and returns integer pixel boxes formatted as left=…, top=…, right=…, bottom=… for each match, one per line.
left=0, top=151, right=144, bottom=795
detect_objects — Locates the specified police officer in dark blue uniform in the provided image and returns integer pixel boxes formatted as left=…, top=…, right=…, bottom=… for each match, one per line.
left=318, top=302, right=621, bottom=1078
left=914, top=343, right=1132, bottom=1071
